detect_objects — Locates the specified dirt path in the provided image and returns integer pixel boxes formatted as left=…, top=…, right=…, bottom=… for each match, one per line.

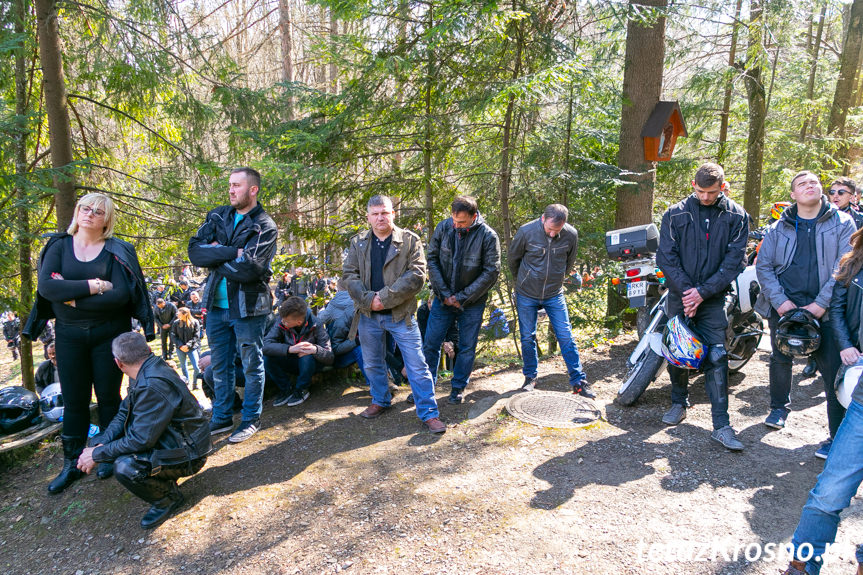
left=0, top=334, right=860, bottom=575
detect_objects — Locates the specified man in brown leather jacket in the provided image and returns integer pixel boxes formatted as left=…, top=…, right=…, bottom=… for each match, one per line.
left=342, top=195, right=445, bottom=433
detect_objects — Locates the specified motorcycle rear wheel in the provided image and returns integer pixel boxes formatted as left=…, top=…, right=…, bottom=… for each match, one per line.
left=616, top=348, right=665, bottom=406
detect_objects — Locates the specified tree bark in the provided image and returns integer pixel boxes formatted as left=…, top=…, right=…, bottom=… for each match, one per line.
left=743, top=0, right=766, bottom=229
left=800, top=2, right=827, bottom=142
left=423, top=4, right=435, bottom=244
left=279, top=0, right=295, bottom=115
left=15, top=0, right=35, bottom=391
left=614, top=0, right=667, bottom=229
left=498, top=1, right=524, bottom=250
left=35, top=0, right=76, bottom=231
left=718, top=0, right=743, bottom=164
left=826, top=0, right=863, bottom=171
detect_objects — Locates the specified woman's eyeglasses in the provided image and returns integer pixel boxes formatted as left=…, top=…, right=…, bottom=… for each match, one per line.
left=79, top=205, right=106, bottom=217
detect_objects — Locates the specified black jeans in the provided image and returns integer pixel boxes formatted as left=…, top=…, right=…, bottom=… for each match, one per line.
left=54, top=316, right=130, bottom=438
left=114, top=454, right=206, bottom=504
left=159, top=327, right=174, bottom=359
left=768, top=309, right=845, bottom=437
left=666, top=295, right=731, bottom=429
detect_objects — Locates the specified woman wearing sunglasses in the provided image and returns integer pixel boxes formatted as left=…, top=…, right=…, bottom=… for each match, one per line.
left=25, top=193, right=154, bottom=494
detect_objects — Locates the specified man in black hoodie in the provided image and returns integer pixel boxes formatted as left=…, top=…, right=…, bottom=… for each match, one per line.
left=263, top=296, right=334, bottom=407
left=756, top=170, right=855, bottom=459
left=656, top=163, right=749, bottom=451
left=423, top=196, right=500, bottom=404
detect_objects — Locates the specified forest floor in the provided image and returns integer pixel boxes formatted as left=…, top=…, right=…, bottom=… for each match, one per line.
left=0, top=333, right=861, bottom=575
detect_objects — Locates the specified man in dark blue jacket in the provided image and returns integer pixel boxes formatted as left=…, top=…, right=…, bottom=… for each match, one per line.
left=656, top=162, right=749, bottom=451
left=423, top=196, right=500, bottom=404
left=188, top=167, right=278, bottom=443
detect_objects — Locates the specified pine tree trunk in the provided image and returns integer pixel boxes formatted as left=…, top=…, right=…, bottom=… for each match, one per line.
left=15, top=0, right=34, bottom=391
left=801, top=2, right=827, bottom=142
left=718, top=0, right=743, bottom=164
left=614, top=0, right=667, bottom=229
left=423, top=5, right=435, bottom=245
left=826, top=0, right=863, bottom=171
left=499, top=2, right=523, bottom=250
left=35, top=0, right=76, bottom=230
left=743, top=0, right=766, bottom=229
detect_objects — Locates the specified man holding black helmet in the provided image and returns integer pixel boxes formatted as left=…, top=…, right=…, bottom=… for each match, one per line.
left=756, top=170, right=855, bottom=458
left=656, top=162, right=749, bottom=451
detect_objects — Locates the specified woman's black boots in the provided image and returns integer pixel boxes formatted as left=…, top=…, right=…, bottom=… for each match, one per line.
left=47, top=435, right=85, bottom=494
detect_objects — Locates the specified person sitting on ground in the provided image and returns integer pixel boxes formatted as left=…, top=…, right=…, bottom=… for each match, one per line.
left=171, top=307, right=201, bottom=387
left=34, top=342, right=60, bottom=395
left=77, top=331, right=211, bottom=529
left=317, top=287, right=370, bottom=385
left=263, top=296, right=334, bottom=407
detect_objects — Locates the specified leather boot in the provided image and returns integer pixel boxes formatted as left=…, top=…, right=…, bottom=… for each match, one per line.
left=140, top=484, right=184, bottom=529
left=780, top=560, right=807, bottom=575
left=96, top=462, right=114, bottom=479
left=47, top=435, right=86, bottom=495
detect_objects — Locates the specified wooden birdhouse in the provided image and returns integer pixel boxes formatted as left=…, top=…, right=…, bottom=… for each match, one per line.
left=641, top=101, right=687, bottom=162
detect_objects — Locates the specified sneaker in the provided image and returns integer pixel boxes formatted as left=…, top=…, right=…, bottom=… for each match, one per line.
left=228, top=419, right=260, bottom=443
left=286, top=390, right=310, bottom=407
left=406, top=393, right=415, bottom=404
left=448, top=389, right=464, bottom=404
left=814, top=438, right=833, bottom=460
left=272, top=392, right=291, bottom=407
left=764, top=408, right=789, bottom=430
left=571, top=382, right=596, bottom=399
left=521, top=377, right=537, bottom=392
left=661, top=404, right=687, bottom=426
left=710, top=425, right=744, bottom=451
left=209, top=418, right=234, bottom=435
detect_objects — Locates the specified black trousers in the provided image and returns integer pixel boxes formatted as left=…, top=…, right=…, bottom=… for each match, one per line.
left=767, top=309, right=845, bottom=437
left=159, top=327, right=174, bottom=359
left=114, top=454, right=206, bottom=504
left=666, top=295, right=731, bottom=429
left=54, top=316, right=129, bottom=438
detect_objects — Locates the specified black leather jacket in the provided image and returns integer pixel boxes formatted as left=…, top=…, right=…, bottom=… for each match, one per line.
left=427, top=213, right=501, bottom=306
left=841, top=205, right=863, bottom=230
left=91, top=354, right=212, bottom=467
left=188, top=203, right=277, bottom=319
left=657, top=193, right=749, bottom=301
left=830, top=269, right=863, bottom=352
left=171, top=319, right=201, bottom=350
left=23, top=233, right=155, bottom=341
left=263, top=309, right=334, bottom=365
left=508, top=218, right=579, bottom=300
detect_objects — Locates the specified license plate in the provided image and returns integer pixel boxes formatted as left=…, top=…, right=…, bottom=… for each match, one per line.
left=627, top=280, right=647, bottom=300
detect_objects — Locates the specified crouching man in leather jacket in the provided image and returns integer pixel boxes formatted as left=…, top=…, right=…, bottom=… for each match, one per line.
left=78, top=331, right=212, bottom=529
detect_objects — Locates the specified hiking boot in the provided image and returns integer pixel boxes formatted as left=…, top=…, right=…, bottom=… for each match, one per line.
left=711, top=425, right=744, bottom=451
left=286, top=390, right=310, bottom=407
left=521, top=377, right=536, bottom=392
left=801, top=358, right=817, bottom=378
left=814, top=438, right=833, bottom=460
left=272, top=392, right=291, bottom=407
left=228, top=419, right=260, bottom=443
left=424, top=417, right=446, bottom=434
left=661, top=404, right=686, bottom=426
left=209, top=418, right=234, bottom=435
left=572, top=381, right=596, bottom=399
left=448, top=389, right=464, bottom=404
left=360, top=404, right=388, bottom=419
left=764, top=408, right=789, bottom=430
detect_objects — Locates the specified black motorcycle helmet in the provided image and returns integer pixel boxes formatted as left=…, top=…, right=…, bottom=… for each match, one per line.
left=774, top=308, right=821, bottom=357
left=0, top=386, right=42, bottom=435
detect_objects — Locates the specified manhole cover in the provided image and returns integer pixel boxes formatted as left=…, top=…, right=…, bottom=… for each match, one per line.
left=505, top=391, right=600, bottom=429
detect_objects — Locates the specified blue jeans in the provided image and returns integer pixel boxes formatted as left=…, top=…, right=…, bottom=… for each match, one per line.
left=206, top=308, right=267, bottom=422
left=358, top=313, right=439, bottom=421
left=264, top=354, right=320, bottom=393
left=516, top=292, right=586, bottom=386
left=422, top=297, right=484, bottom=390
left=176, top=347, right=200, bottom=383
left=791, top=399, right=863, bottom=574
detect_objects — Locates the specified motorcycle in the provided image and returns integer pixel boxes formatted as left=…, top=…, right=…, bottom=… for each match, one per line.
left=607, top=224, right=764, bottom=406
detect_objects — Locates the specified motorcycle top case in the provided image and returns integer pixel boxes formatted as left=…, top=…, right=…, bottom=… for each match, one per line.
left=605, top=223, right=660, bottom=260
